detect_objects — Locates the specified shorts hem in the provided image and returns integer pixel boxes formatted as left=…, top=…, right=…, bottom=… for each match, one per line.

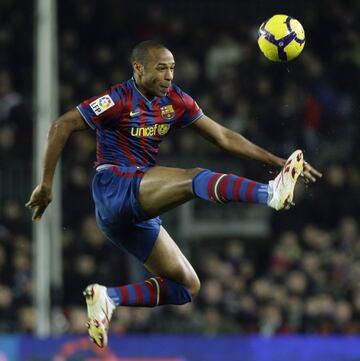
left=132, top=166, right=156, bottom=222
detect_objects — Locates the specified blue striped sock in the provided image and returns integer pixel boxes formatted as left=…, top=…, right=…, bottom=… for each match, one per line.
left=192, top=169, right=269, bottom=204
left=106, top=277, right=192, bottom=307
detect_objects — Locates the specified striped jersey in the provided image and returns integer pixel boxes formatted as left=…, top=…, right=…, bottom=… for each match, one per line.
left=77, top=78, right=203, bottom=168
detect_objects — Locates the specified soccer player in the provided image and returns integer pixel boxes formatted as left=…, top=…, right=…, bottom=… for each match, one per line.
left=26, top=40, right=322, bottom=347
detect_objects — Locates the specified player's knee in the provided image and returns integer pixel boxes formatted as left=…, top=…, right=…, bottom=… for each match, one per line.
left=186, top=273, right=201, bottom=298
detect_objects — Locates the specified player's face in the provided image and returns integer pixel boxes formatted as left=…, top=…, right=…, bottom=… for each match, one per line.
left=140, top=48, right=175, bottom=98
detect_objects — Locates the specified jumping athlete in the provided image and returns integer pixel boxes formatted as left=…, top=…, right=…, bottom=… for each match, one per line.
left=26, top=40, right=322, bottom=347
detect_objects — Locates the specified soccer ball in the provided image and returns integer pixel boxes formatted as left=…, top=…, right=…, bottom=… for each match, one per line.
left=258, top=14, right=305, bottom=62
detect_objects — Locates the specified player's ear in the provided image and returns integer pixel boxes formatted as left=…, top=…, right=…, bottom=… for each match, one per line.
left=133, top=62, right=144, bottom=75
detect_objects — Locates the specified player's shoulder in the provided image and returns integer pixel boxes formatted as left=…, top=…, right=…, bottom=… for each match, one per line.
left=109, top=79, right=132, bottom=95
left=168, top=82, right=186, bottom=95
left=105, top=79, right=133, bottom=104
left=167, top=83, right=193, bottom=101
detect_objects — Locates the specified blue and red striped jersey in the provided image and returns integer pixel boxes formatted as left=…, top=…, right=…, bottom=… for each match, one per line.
left=77, top=78, right=203, bottom=168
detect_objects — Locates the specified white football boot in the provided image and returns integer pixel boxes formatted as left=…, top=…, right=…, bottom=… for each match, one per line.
left=83, top=283, right=115, bottom=348
left=268, top=149, right=304, bottom=210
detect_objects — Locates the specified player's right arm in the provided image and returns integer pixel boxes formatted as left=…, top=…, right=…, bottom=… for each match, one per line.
left=26, top=109, right=88, bottom=221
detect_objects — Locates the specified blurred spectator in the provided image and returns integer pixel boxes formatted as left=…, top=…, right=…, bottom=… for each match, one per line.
left=0, top=70, right=22, bottom=123
left=0, top=284, right=15, bottom=331
left=67, top=306, right=88, bottom=333
left=205, top=34, right=244, bottom=82
left=17, top=306, right=35, bottom=333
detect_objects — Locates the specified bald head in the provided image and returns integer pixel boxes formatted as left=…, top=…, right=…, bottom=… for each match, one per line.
left=131, top=40, right=175, bottom=99
left=130, top=40, right=169, bottom=67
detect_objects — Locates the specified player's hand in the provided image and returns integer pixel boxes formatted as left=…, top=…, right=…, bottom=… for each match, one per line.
left=25, top=184, right=52, bottom=221
left=301, top=161, right=322, bottom=183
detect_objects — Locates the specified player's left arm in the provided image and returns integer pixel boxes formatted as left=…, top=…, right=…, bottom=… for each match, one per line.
left=191, top=115, right=322, bottom=182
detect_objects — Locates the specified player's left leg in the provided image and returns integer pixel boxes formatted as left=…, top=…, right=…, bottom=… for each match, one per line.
left=138, top=149, right=304, bottom=216
left=138, top=166, right=270, bottom=217
left=138, top=166, right=201, bottom=216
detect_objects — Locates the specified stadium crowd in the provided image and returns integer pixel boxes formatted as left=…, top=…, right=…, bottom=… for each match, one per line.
left=0, top=0, right=359, bottom=335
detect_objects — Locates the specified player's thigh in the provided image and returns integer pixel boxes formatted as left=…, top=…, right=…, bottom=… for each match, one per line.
left=144, top=226, right=200, bottom=296
left=139, top=166, right=203, bottom=216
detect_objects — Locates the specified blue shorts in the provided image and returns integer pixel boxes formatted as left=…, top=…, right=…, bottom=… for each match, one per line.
left=92, top=165, right=161, bottom=262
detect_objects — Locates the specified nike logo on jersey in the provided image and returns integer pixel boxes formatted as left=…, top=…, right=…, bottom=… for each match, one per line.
left=130, top=111, right=140, bottom=117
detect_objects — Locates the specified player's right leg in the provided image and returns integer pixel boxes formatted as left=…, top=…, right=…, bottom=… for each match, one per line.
left=143, top=226, right=201, bottom=297
left=104, top=226, right=200, bottom=307
left=84, top=226, right=199, bottom=348
left=83, top=283, right=115, bottom=348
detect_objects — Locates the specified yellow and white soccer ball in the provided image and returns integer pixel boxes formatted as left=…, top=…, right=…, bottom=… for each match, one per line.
left=258, top=14, right=305, bottom=62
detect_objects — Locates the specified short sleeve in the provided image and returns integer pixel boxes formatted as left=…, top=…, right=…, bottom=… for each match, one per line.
left=76, top=86, right=124, bottom=129
left=176, top=89, right=204, bottom=128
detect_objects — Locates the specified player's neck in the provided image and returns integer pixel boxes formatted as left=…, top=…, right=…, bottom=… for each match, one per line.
left=133, top=76, right=155, bottom=101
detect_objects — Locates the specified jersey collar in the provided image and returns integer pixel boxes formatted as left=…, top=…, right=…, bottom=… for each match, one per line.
left=130, top=77, right=159, bottom=104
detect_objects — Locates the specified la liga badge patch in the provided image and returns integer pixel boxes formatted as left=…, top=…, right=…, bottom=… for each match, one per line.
left=90, top=95, right=115, bottom=115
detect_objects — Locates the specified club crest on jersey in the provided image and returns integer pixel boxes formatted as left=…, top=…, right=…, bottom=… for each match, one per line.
left=160, top=104, right=175, bottom=120
left=90, top=95, right=115, bottom=115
